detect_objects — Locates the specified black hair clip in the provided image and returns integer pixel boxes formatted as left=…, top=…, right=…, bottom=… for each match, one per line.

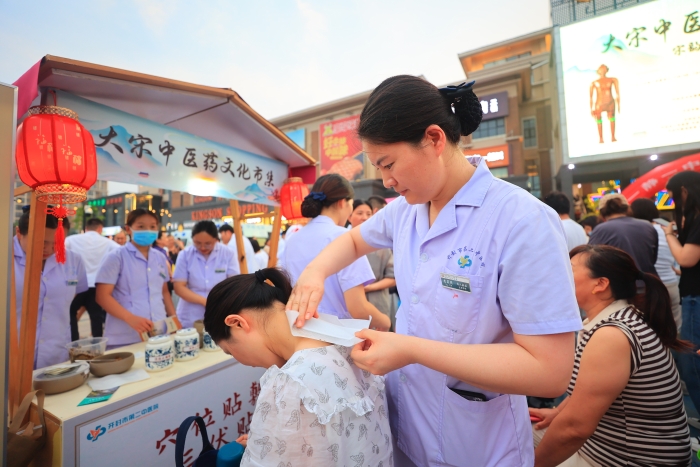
left=438, top=81, right=476, bottom=100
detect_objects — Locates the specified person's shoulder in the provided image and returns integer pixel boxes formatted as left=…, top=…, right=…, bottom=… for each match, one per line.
left=64, top=249, right=85, bottom=266
left=274, top=345, right=384, bottom=424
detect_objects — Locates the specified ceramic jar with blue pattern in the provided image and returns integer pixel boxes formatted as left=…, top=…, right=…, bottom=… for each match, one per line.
left=145, top=335, right=174, bottom=371
left=202, top=331, right=220, bottom=352
left=174, top=328, right=200, bottom=361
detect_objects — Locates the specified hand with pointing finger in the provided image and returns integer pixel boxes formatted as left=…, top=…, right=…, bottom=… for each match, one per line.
left=286, top=267, right=325, bottom=327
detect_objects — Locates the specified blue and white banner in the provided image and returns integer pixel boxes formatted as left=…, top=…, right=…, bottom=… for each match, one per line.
left=57, top=91, right=286, bottom=205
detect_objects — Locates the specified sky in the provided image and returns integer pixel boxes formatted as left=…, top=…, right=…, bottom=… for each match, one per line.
left=0, top=0, right=552, bottom=121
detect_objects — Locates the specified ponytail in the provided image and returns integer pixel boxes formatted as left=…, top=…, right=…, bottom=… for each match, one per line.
left=570, top=245, right=690, bottom=352
left=635, top=272, right=691, bottom=352
left=203, top=268, right=292, bottom=342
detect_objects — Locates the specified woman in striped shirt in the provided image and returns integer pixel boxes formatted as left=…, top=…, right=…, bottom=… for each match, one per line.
left=531, top=244, right=691, bottom=467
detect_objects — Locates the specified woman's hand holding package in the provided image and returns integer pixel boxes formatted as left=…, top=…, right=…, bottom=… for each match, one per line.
left=351, top=329, right=416, bottom=375
left=126, top=314, right=154, bottom=334
left=286, top=268, right=324, bottom=327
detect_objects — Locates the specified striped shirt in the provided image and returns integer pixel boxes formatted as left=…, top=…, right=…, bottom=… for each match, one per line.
left=568, top=301, right=691, bottom=466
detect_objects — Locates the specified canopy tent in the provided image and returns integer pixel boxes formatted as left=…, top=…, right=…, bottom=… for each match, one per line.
left=8, top=56, right=316, bottom=429
left=13, top=55, right=316, bottom=177
left=621, top=153, right=700, bottom=203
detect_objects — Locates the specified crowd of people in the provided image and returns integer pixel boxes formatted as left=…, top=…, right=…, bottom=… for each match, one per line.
left=11, top=74, right=700, bottom=467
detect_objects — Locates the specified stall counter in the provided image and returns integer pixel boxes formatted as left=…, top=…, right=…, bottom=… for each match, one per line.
left=31, top=341, right=264, bottom=467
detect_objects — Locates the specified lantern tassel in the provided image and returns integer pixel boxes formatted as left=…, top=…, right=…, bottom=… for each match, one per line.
left=55, top=218, right=66, bottom=264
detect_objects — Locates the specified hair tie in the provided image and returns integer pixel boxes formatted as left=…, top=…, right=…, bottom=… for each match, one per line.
left=255, top=270, right=267, bottom=284
left=438, top=80, right=476, bottom=101
left=306, top=192, right=327, bottom=202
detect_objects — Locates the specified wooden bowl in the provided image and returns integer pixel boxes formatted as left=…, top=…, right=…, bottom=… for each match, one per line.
left=34, top=364, right=89, bottom=395
left=89, top=352, right=135, bottom=377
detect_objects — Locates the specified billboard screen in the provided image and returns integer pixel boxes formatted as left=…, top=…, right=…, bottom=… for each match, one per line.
left=559, top=0, right=700, bottom=160
left=319, top=115, right=364, bottom=181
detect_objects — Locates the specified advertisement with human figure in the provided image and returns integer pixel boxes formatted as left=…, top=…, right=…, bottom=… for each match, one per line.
left=560, top=0, right=700, bottom=159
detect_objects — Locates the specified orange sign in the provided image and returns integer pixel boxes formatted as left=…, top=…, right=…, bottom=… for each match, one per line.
left=463, top=144, right=510, bottom=168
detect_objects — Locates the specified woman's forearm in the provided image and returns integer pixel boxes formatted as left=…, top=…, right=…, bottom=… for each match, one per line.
left=405, top=333, right=574, bottom=397
left=97, top=290, right=135, bottom=322
left=534, top=410, right=589, bottom=467
left=365, top=278, right=396, bottom=293
left=311, top=230, right=376, bottom=278
left=163, top=283, right=176, bottom=316
left=173, top=282, right=206, bottom=306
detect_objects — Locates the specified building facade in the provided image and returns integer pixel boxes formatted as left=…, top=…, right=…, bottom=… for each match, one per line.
left=271, top=29, right=565, bottom=199
left=457, top=29, right=561, bottom=198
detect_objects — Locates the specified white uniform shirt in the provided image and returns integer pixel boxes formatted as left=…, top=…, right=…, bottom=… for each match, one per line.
left=255, top=250, right=269, bottom=271
left=172, top=243, right=239, bottom=328
left=359, top=157, right=582, bottom=467
left=226, top=236, right=257, bottom=274
left=14, top=236, right=88, bottom=369
left=561, top=218, right=589, bottom=252
left=65, top=231, right=120, bottom=287
left=283, top=216, right=375, bottom=319
left=242, top=345, right=392, bottom=467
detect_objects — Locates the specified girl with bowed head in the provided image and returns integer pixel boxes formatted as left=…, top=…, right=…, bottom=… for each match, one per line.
left=204, top=268, right=393, bottom=466
left=282, top=174, right=391, bottom=331
left=287, top=76, right=582, bottom=466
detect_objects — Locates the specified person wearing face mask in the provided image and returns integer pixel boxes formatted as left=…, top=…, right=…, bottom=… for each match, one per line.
left=282, top=175, right=391, bottom=330
left=96, top=208, right=176, bottom=348
left=172, top=220, right=239, bottom=328
left=14, top=207, right=88, bottom=368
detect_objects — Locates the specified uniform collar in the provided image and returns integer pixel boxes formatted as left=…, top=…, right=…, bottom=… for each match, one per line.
left=415, top=156, right=494, bottom=241
left=43, top=254, right=59, bottom=276
left=454, top=157, right=493, bottom=208
left=125, top=241, right=149, bottom=262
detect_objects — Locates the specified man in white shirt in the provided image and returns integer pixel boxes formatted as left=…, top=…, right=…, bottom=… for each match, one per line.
left=66, top=218, right=120, bottom=339
left=218, top=224, right=256, bottom=274
left=543, top=191, right=588, bottom=252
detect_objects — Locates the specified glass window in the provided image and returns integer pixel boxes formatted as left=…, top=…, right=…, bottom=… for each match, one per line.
left=523, top=118, right=537, bottom=148
left=526, top=160, right=541, bottom=199
left=472, top=118, right=506, bottom=139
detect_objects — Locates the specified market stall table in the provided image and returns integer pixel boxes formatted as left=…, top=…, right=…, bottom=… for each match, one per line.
left=32, top=342, right=264, bottom=467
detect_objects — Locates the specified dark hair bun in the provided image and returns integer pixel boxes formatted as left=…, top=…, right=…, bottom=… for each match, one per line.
left=301, top=197, right=323, bottom=218
left=452, top=89, right=483, bottom=136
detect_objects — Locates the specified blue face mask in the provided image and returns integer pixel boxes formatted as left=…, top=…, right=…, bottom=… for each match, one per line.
left=132, top=230, right=159, bottom=246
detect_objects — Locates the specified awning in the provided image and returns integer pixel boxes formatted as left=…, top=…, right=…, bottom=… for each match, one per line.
left=13, top=55, right=316, bottom=175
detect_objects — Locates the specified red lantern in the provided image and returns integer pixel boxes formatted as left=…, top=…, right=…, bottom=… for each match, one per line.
left=16, top=105, right=97, bottom=263
left=279, top=177, right=309, bottom=220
